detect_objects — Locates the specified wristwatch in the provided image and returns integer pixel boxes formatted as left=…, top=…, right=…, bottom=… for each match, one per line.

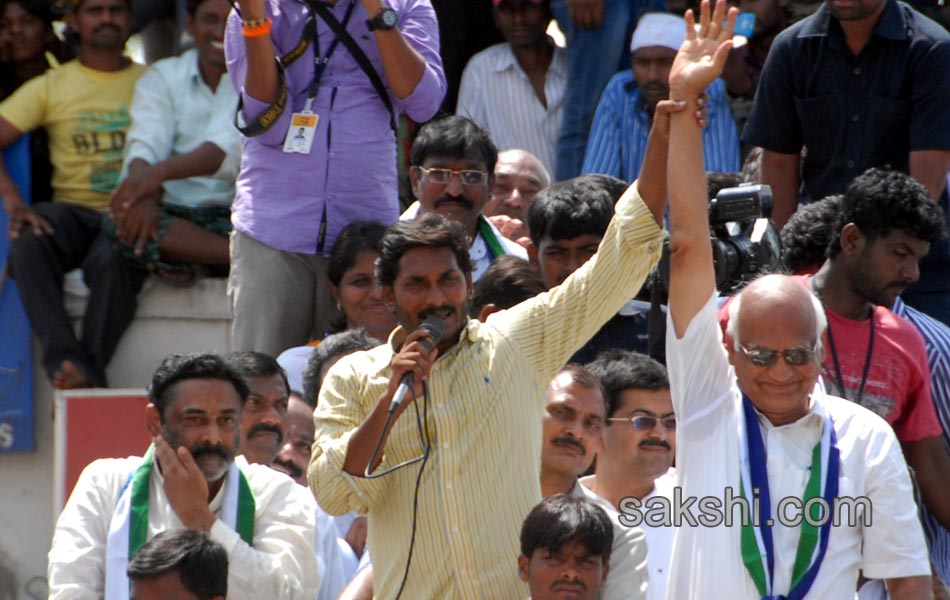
left=367, top=7, right=398, bottom=31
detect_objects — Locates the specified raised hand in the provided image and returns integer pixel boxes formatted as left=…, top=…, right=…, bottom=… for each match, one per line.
left=669, top=0, right=737, bottom=97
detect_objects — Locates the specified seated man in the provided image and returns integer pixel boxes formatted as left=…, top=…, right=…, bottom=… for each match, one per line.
left=107, top=0, right=240, bottom=284
left=127, top=529, right=228, bottom=600
left=48, top=352, right=320, bottom=599
left=0, top=0, right=146, bottom=389
left=582, top=12, right=739, bottom=184
left=664, top=3, right=931, bottom=597
left=227, top=351, right=290, bottom=466
left=456, top=0, right=566, bottom=176
left=403, top=115, right=528, bottom=281
left=518, top=494, right=613, bottom=600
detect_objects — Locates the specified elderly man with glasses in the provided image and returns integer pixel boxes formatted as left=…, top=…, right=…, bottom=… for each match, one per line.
left=404, top=115, right=528, bottom=281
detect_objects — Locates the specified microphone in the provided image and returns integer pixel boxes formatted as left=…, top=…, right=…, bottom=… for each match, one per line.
left=388, top=315, right=445, bottom=414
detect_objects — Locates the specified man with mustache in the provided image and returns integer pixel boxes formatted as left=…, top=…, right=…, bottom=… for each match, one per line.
left=581, top=12, right=739, bottom=184
left=0, top=0, right=146, bottom=390
left=540, top=366, right=606, bottom=498
left=406, top=115, right=528, bottom=281
left=541, top=364, right=649, bottom=600
left=48, top=352, right=320, bottom=599
left=582, top=350, right=675, bottom=600
left=105, top=0, right=239, bottom=285
left=227, top=351, right=290, bottom=466
left=310, top=91, right=667, bottom=595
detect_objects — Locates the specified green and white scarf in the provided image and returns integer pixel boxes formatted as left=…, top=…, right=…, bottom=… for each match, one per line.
left=103, top=445, right=255, bottom=600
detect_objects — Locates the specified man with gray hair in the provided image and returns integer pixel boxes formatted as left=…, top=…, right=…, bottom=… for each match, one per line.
left=664, top=2, right=930, bottom=597
left=581, top=11, right=739, bottom=183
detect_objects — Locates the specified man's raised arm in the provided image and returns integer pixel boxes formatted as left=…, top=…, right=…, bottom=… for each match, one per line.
left=666, top=0, right=735, bottom=338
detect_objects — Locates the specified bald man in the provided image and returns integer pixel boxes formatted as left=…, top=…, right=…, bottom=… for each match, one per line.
left=485, top=149, right=551, bottom=244
left=663, top=3, right=930, bottom=598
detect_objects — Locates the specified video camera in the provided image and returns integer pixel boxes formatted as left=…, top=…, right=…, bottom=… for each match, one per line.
left=655, top=184, right=782, bottom=298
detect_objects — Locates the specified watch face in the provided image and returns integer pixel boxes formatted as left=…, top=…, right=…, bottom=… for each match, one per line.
left=382, top=9, right=397, bottom=27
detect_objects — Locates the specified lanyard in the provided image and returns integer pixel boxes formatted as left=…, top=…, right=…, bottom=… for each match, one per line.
left=824, top=309, right=875, bottom=404
left=303, top=0, right=357, bottom=111
left=738, top=394, right=840, bottom=600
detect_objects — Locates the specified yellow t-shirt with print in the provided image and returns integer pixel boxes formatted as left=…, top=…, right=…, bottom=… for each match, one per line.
left=0, top=60, right=146, bottom=211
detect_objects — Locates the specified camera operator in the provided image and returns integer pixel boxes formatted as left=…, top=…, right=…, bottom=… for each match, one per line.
left=225, top=0, right=446, bottom=356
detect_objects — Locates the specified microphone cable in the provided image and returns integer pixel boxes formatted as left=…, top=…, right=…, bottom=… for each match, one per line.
left=363, top=379, right=433, bottom=600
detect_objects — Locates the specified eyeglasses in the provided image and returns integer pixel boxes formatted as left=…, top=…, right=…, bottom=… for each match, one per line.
left=415, top=166, right=488, bottom=188
left=606, top=415, right=676, bottom=432
left=737, top=342, right=819, bottom=367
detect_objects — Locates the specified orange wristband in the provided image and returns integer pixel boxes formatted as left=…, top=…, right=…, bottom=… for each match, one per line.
left=242, top=17, right=272, bottom=38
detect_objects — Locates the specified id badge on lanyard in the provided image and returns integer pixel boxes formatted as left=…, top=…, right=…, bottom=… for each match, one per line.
left=282, top=0, right=357, bottom=154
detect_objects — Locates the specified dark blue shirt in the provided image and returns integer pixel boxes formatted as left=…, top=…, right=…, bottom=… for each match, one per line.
left=743, top=0, right=950, bottom=203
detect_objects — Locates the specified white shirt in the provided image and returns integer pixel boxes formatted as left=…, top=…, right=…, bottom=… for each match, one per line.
left=639, top=470, right=676, bottom=600
left=578, top=481, right=649, bottom=600
left=665, top=292, right=930, bottom=600
left=400, top=202, right=528, bottom=281
left=456, top=42, right=567, bottom=176
left=48, top=455, right=320, bottom=599
left=123, top=48, right=241, bottom=208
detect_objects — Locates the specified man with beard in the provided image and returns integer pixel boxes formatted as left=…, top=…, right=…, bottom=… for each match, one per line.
left=105, top=0, right=239, bottom=283
left=404, top=115, right=528, bottom=281
left=582, top=12, right=739, bottom=184
left=227, top=351, right=290, bottom=466
left=47, top=352, right=320, bottom=599
left=0, top=0, right=146, bottom=389
left=583, top=350, right=675, bottom=600
left=310, top=100, right=666, bottom=596
left=541, top=364, right=649, bottom=600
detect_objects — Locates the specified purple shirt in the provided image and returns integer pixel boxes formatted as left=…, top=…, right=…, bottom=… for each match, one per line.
left=225, top=0, right=445, bottom=254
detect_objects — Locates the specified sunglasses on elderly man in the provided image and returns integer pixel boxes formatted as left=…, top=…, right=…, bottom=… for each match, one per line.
left=737, top=342, right=819, bottom=367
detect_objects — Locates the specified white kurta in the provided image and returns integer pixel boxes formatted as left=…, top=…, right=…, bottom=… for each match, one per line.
left=49, top=455, right=320, bottom=599
left=665, top=293, right=930, bottom=599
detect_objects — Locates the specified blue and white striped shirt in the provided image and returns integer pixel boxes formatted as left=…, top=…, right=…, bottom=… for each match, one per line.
left=893, top=296, right=950, bottom=583
left=581, top=72, right=740, bottom=182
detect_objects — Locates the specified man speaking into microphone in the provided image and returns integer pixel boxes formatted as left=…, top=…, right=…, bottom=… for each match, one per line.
left=308, top=135, right=668, bottom=597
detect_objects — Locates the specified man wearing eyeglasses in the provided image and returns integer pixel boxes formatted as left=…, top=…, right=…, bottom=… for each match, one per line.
left=582, top=349, right=674, bottom=600
left=406, top=115, right=528, bottom=281
left=664, top=2, right=930, bottom=598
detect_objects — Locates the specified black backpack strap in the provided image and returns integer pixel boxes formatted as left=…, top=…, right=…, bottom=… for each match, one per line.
left=309, top=1, right=397, bottom=133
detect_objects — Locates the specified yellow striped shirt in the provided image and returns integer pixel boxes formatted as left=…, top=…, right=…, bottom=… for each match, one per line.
left=309, top=184, right=664, bottom=599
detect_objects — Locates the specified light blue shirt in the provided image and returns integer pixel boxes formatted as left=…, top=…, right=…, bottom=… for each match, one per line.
left=581, top=71, right=740, bottom=182
left=893, top=296, right=950, bottom=583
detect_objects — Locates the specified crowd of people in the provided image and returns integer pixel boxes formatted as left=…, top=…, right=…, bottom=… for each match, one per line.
left=2, top=0, right=950, bottom=596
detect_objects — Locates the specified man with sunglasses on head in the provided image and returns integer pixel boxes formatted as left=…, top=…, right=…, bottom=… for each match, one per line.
left=582, top=350, right=674, bottom=600
left=664, top=1, right=931, bottom=598
left=406, top=115, right=527, bottom=281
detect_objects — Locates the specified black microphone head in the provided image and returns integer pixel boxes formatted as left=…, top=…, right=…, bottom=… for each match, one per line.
left=418, top=315, right=445, bottom=352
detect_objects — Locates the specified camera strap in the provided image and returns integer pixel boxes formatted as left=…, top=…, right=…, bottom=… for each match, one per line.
left=309, top=0, right=397, bottom=134
left=233, top=27, right=312, bottom=138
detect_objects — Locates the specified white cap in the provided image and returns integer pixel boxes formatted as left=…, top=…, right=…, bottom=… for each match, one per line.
left=630, top=13, right=686, bottom=53
left=277, top=345, right=316, bottom=395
